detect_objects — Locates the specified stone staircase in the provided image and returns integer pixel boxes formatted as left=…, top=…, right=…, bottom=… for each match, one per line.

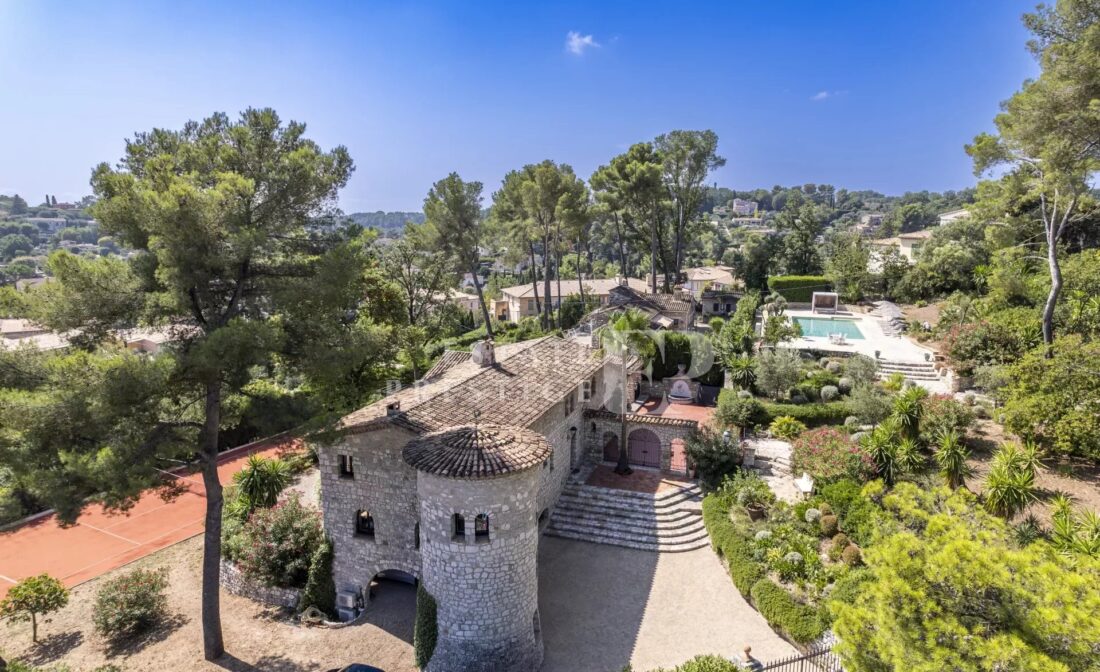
left=544, top=480, right=709, bottom=552
left=876, top=358, right=941, bottom=382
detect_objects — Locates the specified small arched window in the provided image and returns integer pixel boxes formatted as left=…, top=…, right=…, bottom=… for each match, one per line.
left=452, top=513, right=465, bottom=541
left=474, top=513, right=490, bottom=542
left=356, top=510, right=375, bottom=537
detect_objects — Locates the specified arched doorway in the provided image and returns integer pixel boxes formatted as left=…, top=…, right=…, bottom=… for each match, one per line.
left=365, top=569, right=417, bottom=642
left=627, top=428, right=661, bottom=468
left=602, top=431, right=619, bottom=462
left=669, top=437, right=689, bottom=475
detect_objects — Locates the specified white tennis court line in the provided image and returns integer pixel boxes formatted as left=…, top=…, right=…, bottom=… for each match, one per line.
left=0, top=573, right=16, bottom=584
left=77, top=521, right=142, bottom=546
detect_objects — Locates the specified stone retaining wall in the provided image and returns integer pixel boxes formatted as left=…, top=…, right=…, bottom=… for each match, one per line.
left=219, top=558, right=301, bottom=610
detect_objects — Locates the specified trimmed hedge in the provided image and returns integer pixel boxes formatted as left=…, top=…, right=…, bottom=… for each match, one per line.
left=750, top=579, right=827, bottom=643
left=701, top=493, right=825, bottom=644
left=298, top=537, right=335, bottom=618
left=414, top=583, right=438, bottom=668
left=759, top=400, right=854, bottom=427
left=768, top=276, right=831, bottom=303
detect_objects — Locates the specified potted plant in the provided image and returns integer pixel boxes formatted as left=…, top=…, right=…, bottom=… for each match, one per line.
left=736, top=478, right=776, bottom=521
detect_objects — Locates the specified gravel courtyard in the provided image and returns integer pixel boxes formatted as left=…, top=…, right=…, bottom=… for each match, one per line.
left=538, top=536, right=798, bottom=672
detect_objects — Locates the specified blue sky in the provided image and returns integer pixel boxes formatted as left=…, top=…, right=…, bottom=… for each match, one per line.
left=0, top=1, right=1037, bottom=212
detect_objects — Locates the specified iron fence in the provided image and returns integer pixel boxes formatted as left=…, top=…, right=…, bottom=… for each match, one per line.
left=759, top=644, right=843, bottom=672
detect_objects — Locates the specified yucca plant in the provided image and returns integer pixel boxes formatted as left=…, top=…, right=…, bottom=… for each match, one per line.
left=728, top=354, right=757, bottom=391
left=862, top=419, right=902, bottom=486
left=984, top=444, right=1038, bottom=519
left=896, top=437, right=925, bottom=474
left=891, top=386, right=927, bottom=441
left=934, top=430, right=974, bottom=489
left=233, top=455, right=291, bottom=513
left=1051, top=494, right=1100, bottom=559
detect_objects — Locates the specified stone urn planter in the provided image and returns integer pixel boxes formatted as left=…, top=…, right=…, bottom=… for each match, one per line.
left=745, top=504, right=766, bottom=521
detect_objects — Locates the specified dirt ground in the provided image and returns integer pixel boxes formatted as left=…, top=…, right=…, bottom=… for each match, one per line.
left=964, top=418, right=1100, bottom=525
left=0, top=536, right=417, bottom=672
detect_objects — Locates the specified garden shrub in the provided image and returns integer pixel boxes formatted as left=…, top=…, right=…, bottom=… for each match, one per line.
left=820, top=385, right=839, bottom=402
left=819, top=479, right=863, bottom=521
left=0, top=573, right=69, bottom=643
left=919, top=395, right=975, bottom=444
left=824, top=361, right=842, bottom=374
left=236, top=492, right=324, bottom=589
left=749, top=578, right=826, bottom=643
left=837, top=376, right=853, bottom=394
left=649, top=655, right=741, bottom=672
left=804, top=508, right=822, bottom=524
left=791, top=427, right=875, bottom=483
left=768, top=275, right=831, bottom=303
left=93, top=567, right=169, bottom=642
left=758, top=400, right=854, bottom=427
left=685, top=427, right=742, bottom=490
left=768, top=415, right=806, bottom=440
left=847, top=383, right=892, bottom=425
left=840, top=544, right=863, bottom=566
left=414, top=583, right=438, bottom=669
left=714, top=389, right=764, bottom=431
left=819, top=514, right=839, bottom=536
left=843, top=354, right=879, bottom=385
left=702, top=493, right=767, bottom=596
left=298, top=537, right=336, bottom=617
left=824, top=567, right=871, bottom=623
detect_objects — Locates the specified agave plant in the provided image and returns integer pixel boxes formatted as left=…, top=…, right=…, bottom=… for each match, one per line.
left=233, top=454, right=292, bottom=513
left=934, top=430, right=974, bottom=489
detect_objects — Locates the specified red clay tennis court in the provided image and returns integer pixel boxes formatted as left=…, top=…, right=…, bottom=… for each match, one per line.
left=0, top=436, right=304, bottom=601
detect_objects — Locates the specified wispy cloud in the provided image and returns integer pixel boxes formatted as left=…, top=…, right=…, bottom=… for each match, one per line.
left=811, top=90, right=846, bottom=102
left=566, top=31, right=600, bottom=56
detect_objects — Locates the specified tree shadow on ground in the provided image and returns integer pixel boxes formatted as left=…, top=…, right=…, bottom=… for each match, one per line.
left=214, top=652, right=323, bottom=671
left=21, top=630, right=84, bottom=666
left=102, top=612, right=189, bottom=659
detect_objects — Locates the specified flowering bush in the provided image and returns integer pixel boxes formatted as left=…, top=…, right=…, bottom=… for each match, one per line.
left=93, top=568, right=169, bottom=641
left=236, top=492, right=324, bottom=589
left=769, top=415, right=807, bottom=440
left=791, top=427, right=875, bottom=484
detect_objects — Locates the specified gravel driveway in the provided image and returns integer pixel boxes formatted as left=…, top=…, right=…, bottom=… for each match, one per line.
left=538, top=536, right=798, bottom=672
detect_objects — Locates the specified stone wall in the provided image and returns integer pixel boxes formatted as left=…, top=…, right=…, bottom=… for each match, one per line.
left=417, top=469, right=543, bottom=672
left=219, top=558, right=301, bottom=610
left=318, top=424, right=423, bottom=598
left=585, top=412, right=696, bottom=472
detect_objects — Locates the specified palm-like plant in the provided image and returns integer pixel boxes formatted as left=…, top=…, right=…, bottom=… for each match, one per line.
left=891, top=386, right=927, bottom=441
left=896, top=437, right=925, bottom=474
left=934, top=430, right=974, bottom=489
left=233, top=455, right=291, bottom=513
left=862, top=420, right=902, bottom=486
left=728, top=354, right=757, bottom=391
left=1051, top=494, right=1100, bottom=558
left=984, top=443, right=1039, bottom=519
left=599, top=308, right=656, bottom=475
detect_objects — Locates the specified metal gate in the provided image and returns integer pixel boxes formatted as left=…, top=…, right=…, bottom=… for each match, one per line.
left=760, top=644, right=843, bottom=672
left=627, top=429, right=661, bottom=468
left=669, top=438, right=689, bottom=475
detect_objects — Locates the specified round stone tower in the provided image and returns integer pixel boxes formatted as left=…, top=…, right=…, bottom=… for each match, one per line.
left=403, top=423, right=550, bottom=672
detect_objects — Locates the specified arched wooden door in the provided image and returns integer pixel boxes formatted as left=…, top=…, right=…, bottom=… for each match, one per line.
left=669, top=438, right=689, bottom=475
left=602, top=432, right=619, bottom=462
left=627, top=428, right=661, bottom=468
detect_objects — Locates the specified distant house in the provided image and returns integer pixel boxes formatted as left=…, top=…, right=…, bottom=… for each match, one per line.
left=577, top=284, right=696, bottom=332
left=730, top=198, right=757, bottom=216
left=24, top=217, right=68, bottom=234
left=681, top=266, right=737, bottom=297
left=699, top=289, right=742, bottom=319
left=938, top=209, right=970, bottom=225
left=497, top=277, right=648, bottom=322
left=859, top=213, right=885, bottom=228
left=443, top=288, right=482, bottom=315
left=871, top=229, right=935, bottom=262
left=0, top=319, right=49, bottom=340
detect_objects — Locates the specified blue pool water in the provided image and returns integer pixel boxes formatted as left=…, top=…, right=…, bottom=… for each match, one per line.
left=793, top=316, right=865, bottom=340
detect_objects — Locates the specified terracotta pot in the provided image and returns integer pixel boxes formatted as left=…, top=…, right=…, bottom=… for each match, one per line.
left=745, top=505, right=766, bottom=521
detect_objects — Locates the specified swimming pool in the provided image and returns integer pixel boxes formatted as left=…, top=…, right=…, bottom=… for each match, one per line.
left=793, top=316, right=865, bottom=340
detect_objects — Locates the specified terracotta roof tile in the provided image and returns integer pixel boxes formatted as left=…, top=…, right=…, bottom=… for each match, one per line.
left=402, top=424, right=551, bottom=478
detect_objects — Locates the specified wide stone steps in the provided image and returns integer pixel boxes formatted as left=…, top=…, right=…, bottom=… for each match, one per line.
left=876, top=359, right=942, bottom=381
left=544, top=481, right=709, bottom=553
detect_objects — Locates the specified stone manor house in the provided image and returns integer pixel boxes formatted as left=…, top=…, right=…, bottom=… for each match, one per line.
left=317, top=335, right=699, bottom=672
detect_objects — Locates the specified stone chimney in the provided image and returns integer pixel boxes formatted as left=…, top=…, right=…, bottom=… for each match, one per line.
left=471, top=339, right=495, bottom=368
